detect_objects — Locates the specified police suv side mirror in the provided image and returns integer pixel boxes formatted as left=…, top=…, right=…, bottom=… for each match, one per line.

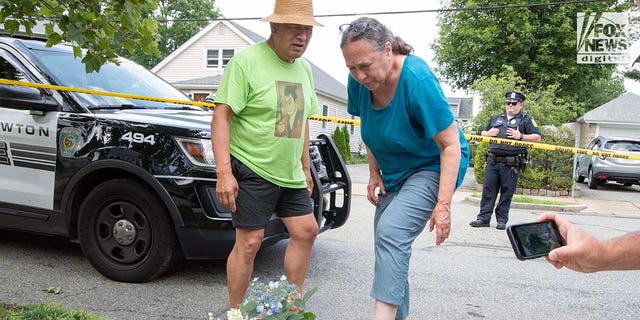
left=0, top=85, right=59, bottom=114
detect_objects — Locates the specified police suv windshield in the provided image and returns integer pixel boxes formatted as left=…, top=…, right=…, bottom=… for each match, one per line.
left=30, top=47, right=198, bottom=110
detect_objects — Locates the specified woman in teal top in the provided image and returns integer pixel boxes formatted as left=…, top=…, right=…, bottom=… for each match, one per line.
left=340, top=17, right=469, bottom=320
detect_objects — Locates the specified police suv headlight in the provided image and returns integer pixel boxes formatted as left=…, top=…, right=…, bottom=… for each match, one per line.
left=175, top=137, right=215, bottom=168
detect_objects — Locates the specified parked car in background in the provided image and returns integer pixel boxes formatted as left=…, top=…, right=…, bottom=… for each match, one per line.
left=575, top=136, right=640, bottom=189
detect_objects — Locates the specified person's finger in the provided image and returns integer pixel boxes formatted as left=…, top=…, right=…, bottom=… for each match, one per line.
left=545, top=255, right=564, bottom=269
left=228, top=197, right=237, bottom=212
left=367, top=192, right=378, bottom=206
left=538, top=211, right=557, bottom=221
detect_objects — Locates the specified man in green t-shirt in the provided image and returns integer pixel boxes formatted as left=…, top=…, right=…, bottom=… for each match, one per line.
left=211, top=0, right=322, bottom=310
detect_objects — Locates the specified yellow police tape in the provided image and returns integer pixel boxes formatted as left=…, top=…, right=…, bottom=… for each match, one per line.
left=0, top=78, right=216, bottom=108
left=2, top=78, right=638, bottom=160
left=0, top=79, right=361, bottom=125
left=466, top=134, right=640, bottom=161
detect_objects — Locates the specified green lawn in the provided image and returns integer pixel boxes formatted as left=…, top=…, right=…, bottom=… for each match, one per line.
left=0, top=301, right=108, bottom=320
left=470, top=193, right=574, bottom=206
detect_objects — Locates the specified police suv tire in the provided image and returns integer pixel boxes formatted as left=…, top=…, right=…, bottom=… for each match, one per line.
left=587, top=168, right=599, bottom=190
left=78, top=178, right=180, bottom=282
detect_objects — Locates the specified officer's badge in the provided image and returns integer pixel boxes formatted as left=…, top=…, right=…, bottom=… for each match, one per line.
left=510, top=119, right=517, bottom=125
left=59, top=127, right=82, bottom=157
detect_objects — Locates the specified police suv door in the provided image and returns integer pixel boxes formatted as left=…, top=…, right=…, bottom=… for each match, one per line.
left=0, top=48, right=58, bottom=214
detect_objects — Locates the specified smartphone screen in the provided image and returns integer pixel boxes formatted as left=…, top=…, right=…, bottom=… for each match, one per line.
left=507, top=220, right=565, bottom=260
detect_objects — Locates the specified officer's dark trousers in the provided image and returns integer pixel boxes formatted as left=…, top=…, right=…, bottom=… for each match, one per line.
left=477, top=162, right=520, bottom=224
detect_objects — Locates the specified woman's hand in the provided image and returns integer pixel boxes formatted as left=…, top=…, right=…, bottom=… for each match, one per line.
left=429, top=202, right=451, bottom=245
left=367, top=172, right=386, bottom=206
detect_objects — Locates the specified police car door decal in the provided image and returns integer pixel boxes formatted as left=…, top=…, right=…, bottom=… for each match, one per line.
left=0, top=109, right=57, bottom=209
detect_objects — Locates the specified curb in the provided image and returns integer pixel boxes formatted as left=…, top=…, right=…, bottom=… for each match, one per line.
left=464, top=195, right=587, bottom=212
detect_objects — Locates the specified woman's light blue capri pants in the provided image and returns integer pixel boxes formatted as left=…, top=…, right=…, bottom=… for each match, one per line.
left=370, top=170, right=440, bottom=319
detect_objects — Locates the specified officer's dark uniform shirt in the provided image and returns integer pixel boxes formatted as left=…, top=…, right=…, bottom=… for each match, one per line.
left=486, top=112, right=541, bottom=156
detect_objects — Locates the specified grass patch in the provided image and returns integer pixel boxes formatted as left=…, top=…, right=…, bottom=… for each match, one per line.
left=470, top=193, right=574, bottom=206
left=0, top=301, right=108, bottom=320
left=345, top=154, right=368, bottom=164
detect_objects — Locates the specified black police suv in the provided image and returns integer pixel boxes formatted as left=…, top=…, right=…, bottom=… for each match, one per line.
left=0, top=34, right=351, bottom=282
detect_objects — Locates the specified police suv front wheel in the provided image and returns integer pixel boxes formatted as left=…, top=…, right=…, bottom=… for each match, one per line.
left=78, top=178, right=180, bottom=282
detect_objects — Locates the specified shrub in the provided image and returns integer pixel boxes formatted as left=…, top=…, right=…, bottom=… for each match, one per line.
left=472, top=126, right=574, bottom=192
left=473, top=141, right=489, bottom=183
left=518, top=167, right=546, bottom=189
left=333, top=125, right=351, bottom=162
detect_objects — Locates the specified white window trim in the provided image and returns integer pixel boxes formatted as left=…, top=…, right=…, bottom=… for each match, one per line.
left=206, top=48, right=235, bottom=69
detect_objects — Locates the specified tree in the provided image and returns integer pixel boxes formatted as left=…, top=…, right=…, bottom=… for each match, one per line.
left=471, top=66, right=576, bottom=132
left=333, top=126, right=351, bottom=162
left=471, top=67, right=577, bottom=192
left=0, top=0, right=161, bottom=73
left=433, top=0, right=631, bottom=111
left=119, top=0, right=219, bottom=68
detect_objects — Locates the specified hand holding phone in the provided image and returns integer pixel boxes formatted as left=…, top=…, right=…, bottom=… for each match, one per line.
left=507, top=220, right=565, bottom=260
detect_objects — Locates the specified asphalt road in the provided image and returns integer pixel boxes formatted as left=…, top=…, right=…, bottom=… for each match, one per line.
left=2, top=177, right=640, bottom=319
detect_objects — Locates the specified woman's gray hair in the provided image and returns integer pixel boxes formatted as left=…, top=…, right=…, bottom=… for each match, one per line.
left=339, top=17, right=413, bottom=55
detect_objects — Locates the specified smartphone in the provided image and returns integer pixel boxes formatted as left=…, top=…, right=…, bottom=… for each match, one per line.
left=507, top=220, right=565, bottom=260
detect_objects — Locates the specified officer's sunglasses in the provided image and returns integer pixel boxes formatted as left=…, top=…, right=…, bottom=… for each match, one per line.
left=506, top=102, right=519, bottom=106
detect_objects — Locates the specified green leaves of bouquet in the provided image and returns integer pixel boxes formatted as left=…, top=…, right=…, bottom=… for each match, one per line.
left=240, top=275, right=317, bottom=320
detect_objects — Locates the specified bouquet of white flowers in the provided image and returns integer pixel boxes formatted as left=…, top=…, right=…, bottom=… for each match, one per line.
left=210, top=275, right=317, bottom=320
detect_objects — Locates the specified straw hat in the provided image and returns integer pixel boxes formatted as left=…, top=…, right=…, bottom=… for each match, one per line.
left=260, top=0, right=323, bottom=26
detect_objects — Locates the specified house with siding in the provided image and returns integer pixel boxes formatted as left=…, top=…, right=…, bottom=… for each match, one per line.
left=573, top=92, right=640, bottom=147
left=447, top=97, right=474, bottom=123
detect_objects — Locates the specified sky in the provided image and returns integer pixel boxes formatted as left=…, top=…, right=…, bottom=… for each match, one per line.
left=213, top=0, right=640, bottom=105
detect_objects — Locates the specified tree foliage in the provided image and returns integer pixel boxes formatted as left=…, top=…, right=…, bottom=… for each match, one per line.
left=471, top=66, right=576, bottom=132
left=433, top=0, right=631, bottom=111
left=333, top=126, right=352, bottom=162
left=624, top=68, right=640, bottom=80
left=0, top=0, right=219, bottom=72
left=119, top=0, right=219, bottom=68
left=0, top=0, right=160, bottom=73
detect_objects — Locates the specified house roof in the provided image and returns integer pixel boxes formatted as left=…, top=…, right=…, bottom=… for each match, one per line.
left=578, top=92, right=640, bottom=124
left=173, top=75, right=223, bottom=89
left=446, top=96, right=473, bottom=120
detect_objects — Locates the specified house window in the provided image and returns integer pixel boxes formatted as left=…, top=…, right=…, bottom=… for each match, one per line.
left=322, top=105, right=329, bottom=129
left=207, top=49, right=234, bottom=68
left=222, top=49, right=234, bottom=66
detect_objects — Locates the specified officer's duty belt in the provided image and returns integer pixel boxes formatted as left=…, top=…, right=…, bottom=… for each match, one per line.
left=486, top=152, right=520, bottom=166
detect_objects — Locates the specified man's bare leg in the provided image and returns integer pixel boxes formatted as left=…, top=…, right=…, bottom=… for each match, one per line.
left=226, top=228, right=264, bottom=308
left=281, top=214, right=318, bottom=294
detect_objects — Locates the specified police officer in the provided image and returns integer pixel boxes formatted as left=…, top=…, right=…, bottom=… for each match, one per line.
left=470, top=91, right=542, bottom=230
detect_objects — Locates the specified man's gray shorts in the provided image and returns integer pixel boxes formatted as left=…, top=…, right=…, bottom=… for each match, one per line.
left=230, top=156, right=312, bottom=230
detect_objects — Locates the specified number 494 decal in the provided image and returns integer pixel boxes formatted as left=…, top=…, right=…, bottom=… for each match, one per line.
left=121, top=132, right=156, bottom=145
